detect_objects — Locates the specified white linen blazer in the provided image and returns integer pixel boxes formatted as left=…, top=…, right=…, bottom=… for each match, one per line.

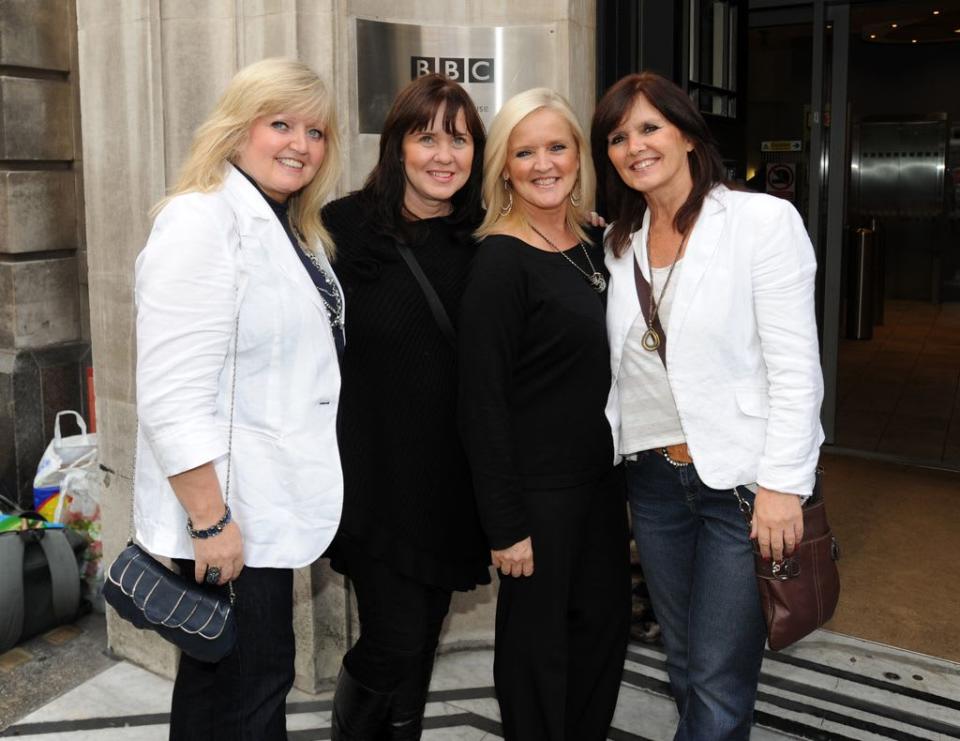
left=604, top=185, right=824, bottom=496
left=133, top=165, right=344, bottom=568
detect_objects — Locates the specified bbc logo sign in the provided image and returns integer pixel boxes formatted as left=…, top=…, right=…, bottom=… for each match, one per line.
left=411, top=57, right=495, bottom=83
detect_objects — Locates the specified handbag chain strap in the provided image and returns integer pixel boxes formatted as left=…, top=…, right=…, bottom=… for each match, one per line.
left=126, top=312, right=241, bottom=601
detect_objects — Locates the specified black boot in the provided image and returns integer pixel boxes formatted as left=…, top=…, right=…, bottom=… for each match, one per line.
left=331, top=666, right=392, bottom=740
left=378, top=651, right=436, bottom=740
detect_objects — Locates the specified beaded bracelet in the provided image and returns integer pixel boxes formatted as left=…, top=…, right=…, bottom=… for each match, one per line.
left=186, top=505, right=232, bottom=539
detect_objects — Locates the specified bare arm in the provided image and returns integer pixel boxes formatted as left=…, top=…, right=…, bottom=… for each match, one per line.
left=169, top=462, right=243, bottom=584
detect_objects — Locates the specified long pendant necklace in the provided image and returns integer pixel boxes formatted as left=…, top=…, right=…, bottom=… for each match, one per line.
left=528, top=224, right=607, bottom=293
left=641, top=228, right=689, bottom=352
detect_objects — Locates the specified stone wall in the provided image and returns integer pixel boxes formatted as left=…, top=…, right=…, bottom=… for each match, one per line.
left=0, top=0, right=89, bottom=509
left=78, top=0, right=596, bottom=691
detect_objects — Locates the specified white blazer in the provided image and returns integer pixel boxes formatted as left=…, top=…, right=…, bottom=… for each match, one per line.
left=133, top=165, right=344, bottom=568
left=605, top=185, right=824, bottom=496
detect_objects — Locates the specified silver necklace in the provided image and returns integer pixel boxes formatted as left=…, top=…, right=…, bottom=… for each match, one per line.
left=528, top=224, right=606, bottom=293
left=300, top=247, right=344, bottom=329
left=641, top=228, right=688, bottom=352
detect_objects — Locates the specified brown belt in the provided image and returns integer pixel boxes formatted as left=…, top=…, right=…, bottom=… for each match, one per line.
left=660, top=443, right=693, bottom=466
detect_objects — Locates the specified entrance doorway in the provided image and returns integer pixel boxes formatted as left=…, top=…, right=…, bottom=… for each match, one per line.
left=749, top=0, right=960, bottom=469
left=747, top=0, right=960, bottom=663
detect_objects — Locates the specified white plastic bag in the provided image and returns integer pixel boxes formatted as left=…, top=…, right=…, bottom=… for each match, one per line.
left=34, top=411, right=98, bottom=496
left=33, top=410, right=104, bottom=609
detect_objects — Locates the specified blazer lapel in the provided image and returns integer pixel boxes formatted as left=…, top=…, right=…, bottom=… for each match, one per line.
left=667, top=187, right=727, bottom=347
left=225, top=166, right=327, bottom=316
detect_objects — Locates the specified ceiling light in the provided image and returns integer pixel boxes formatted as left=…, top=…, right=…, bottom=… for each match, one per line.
left=933, top=10, right=940, bottom=15
left=869, top=33, right=877, bottom=38
left=891, top=22, right=898, bottom=28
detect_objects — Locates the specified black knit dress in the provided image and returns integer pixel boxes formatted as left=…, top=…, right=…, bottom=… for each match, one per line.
left=323, top=193, right=490, bottom=592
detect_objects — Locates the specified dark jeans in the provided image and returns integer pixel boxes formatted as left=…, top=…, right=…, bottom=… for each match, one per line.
left=625, top=452, right=766, bottom=741
left=342, top=549, right=452, bottom=694
left=169, top=560, right=295, bottom=741
left=494, top=468, right=632, bottom=741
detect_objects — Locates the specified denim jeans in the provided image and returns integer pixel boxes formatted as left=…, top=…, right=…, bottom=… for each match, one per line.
left=625, top=451, right=765, bottom=741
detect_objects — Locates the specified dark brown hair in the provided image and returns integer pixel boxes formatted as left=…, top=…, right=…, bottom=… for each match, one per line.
left=361, top=74, right=486, bottom=244
left=591, top=72, right=729, bottom=257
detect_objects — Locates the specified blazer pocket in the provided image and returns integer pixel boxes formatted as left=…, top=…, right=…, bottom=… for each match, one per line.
left=735, top=387, right=770, bottom=418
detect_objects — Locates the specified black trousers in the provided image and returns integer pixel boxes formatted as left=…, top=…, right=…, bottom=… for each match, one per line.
left=341, top=548, right=452, bottom=694
left=169, top=561, right=295, bottom=741
left=494, top=468, right=632, bottom=741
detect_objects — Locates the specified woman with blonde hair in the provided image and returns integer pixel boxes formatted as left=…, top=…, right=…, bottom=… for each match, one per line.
left=458, top=88, right=631, bottom=740
left=134, top=57, right=343, bottom=739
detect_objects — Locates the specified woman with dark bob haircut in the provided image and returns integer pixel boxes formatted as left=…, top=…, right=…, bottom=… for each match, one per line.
left=592, top=72, right=823, bottom=739
left=322, top=73, right=490, bottom=739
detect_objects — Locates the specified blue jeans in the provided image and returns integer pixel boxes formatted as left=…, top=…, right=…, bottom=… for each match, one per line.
left=625, top=451, right=765, bottom=741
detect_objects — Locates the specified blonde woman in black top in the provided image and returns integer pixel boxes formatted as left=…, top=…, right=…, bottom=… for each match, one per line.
left=458, top=88, right=631, bottom=741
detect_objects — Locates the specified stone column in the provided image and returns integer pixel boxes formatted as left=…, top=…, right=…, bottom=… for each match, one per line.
left=0, top=0, right=88, bottom=509
left=79, top=0, right=596, bottom=691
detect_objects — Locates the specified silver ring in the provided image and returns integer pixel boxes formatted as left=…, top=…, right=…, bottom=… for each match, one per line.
left=204, top=566, right=222, bottom=585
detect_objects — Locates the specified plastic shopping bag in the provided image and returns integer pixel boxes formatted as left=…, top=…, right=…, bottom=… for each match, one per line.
left=33, top=411, right=98, bottom=519
left=33, top=410, right=103, bottom=609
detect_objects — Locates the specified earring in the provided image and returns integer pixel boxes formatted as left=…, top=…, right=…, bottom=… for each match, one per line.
left=569, top=179, right=582, bottom=208
left=499, top=178, right=513, bottom=216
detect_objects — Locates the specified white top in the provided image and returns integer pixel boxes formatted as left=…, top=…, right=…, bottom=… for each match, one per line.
left=603, top=186, right=824, bottom=496
left=618, top=247, right=685, bottom=455
left=133, top=166, right=344, bottom=568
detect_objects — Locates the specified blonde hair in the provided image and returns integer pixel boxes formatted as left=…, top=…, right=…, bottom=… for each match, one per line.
left=475, top=88, right=595, bottom=242
left=156, top=58, right=341, bottom=257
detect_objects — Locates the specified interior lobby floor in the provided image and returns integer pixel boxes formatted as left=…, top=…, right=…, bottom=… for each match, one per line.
left=835, top=299, right=960, bottom=466
left=820, top=451, right=960, bottom=664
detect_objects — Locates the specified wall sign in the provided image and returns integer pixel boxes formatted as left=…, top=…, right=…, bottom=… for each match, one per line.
left=355, top=18, right=557, bottom=134
left=766, top=163, right=797, bottom=202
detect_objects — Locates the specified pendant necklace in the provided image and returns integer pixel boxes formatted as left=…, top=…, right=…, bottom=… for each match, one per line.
left=528, top=224, right=607, bottom=293
left=641, top=228, right=689, bottom=352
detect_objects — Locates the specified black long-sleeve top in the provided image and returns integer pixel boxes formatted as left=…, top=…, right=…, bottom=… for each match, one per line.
left=458, top=232, right=614, bottom=550
left=323, top=193, right=490, bottom=592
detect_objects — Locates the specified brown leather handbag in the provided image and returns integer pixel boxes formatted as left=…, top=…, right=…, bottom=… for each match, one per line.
left=736, top=473, right=841, bottom=651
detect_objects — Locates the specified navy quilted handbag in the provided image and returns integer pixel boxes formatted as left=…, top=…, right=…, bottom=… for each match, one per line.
left=103, top=542, right=236, bottom=663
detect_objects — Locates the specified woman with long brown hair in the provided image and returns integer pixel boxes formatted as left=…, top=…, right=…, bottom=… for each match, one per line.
left=322, top=74, right=490, bottom=739
left=592, top=72, right=823, bottom=740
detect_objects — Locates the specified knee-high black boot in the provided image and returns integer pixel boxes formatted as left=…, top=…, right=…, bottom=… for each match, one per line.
left=378, top=649, right=437, bottom=740
left=331, top=666, right=392, bottom=740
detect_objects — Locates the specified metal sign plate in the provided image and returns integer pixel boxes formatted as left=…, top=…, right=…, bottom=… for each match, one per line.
left=761, top=140, right=802, bottom=152
left=354, top=18, right=558, bottom=134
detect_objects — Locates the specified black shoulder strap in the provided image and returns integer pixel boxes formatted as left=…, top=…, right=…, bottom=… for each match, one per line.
left=396, top=244, right=456, bottom=348
left=633, top=255, right=667, bottom=367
